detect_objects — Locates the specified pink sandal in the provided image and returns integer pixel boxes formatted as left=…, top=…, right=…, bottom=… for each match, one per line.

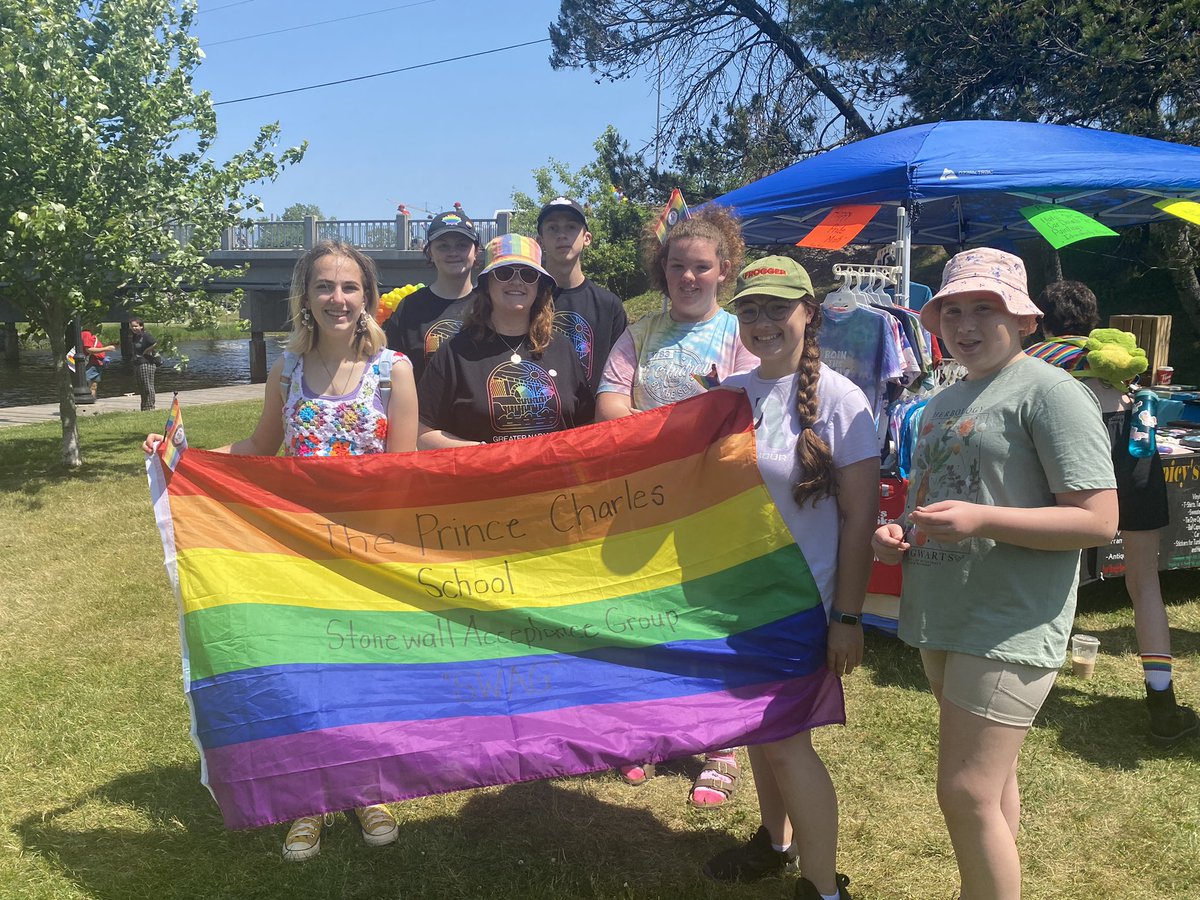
left=618, top=762, right=656, bottom=785
left=688, top=752, right=739, bottom=808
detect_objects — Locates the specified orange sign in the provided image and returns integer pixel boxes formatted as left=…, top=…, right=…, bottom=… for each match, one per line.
left=796, top=205, right=881, bottom=250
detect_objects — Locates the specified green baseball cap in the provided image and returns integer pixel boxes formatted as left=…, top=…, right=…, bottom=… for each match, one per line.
left=731, top=255, right=814, bottom=303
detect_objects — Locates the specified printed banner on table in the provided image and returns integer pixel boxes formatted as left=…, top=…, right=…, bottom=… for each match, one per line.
left=146, top=390, right=840, bottom=829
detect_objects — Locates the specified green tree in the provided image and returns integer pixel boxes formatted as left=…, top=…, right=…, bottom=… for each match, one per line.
left=549, top=0, right=1200, bottom=337
left=798, top=0, right=1200, bottom=143
left=0, top=0, right=304, bottom=466
left=282, top=202, right=323, bottom=220
left=512, top=128, right=655, bottom=300
left=793, top=0, right=1200, bottom=333
left=549, top=1, right=877, bottom=155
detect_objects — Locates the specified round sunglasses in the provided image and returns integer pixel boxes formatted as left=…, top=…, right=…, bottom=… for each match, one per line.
left=491, top=265, right=541, bottom=285
left=734, top=298, right=801, bottom=324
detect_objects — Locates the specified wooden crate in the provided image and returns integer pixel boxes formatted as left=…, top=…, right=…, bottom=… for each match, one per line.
left=1109, top=314, right=1172, bottom=374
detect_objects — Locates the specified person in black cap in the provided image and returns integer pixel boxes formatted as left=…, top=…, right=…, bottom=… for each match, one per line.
left=536, top=197, right=627, bottom=392
left=384, top=209, right=480, bottom=382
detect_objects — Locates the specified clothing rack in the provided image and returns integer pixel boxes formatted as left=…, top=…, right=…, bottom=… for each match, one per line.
left=831, top=263, right=902, bottom=284
left=866, top=207, right=912, bottom=307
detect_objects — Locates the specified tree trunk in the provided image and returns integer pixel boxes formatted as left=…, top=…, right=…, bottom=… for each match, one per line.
left=1163, top=224, right=1200, bottom=341
left=46, top=303, right=82, bottom=468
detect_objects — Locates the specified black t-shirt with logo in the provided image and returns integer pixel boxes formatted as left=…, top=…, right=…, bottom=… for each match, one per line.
left=417, top=328, right=596, bottom=444
left=551, top=278, right=626, bottom=393
left=383, top=286, right=473, bottom=383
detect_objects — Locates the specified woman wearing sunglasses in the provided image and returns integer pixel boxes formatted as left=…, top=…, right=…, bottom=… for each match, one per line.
left=417, top=233, right=595, bottom=446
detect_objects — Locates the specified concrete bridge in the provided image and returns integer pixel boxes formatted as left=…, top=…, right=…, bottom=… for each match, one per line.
left=1, top=212, right=512, bottom=382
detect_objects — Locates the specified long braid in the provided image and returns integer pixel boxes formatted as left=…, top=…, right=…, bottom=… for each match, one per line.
left=792, top=302, right=836, bottom=506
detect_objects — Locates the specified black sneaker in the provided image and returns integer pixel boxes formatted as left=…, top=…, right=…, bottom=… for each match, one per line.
left=795, top=872, right=852, bottom=900
left=1147, top=684, right=1200, bottom=746
left=703, top=825, right=798, bottom=882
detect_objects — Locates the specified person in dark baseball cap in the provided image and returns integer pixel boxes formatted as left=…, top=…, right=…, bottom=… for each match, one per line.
left=426, top=209, right=480, bottom=245
left=384, top=209, right=481, bottom=381
left=536, top=196, right=587, bottom=232
left=535, top=196, right=627, bottom=392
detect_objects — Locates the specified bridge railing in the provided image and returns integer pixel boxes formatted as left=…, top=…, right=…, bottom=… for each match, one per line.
left=318, top=219, right=400, bottom=249
left=169, top=223, right=196, bottom=247
left=214, top=213, right=511, bottom=252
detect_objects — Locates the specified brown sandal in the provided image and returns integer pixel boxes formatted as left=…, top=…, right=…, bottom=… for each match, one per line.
left=688, top=757, right=738, bottom=808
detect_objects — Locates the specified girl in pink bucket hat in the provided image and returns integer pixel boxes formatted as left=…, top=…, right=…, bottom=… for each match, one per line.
left=874, top=247, right=1118, bottom=898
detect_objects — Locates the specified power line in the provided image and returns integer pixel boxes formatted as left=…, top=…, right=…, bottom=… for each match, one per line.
left=213, top=38, right=551, bottom=106
left=201, top=0, right=264, bottom=14
left=205, top=0, right=439, bottom=48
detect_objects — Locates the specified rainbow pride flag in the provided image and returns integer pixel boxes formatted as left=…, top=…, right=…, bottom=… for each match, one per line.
left=158, top=394, right=187, bottom=472
left=147, top=390, right=840, bottom=829
left=653, top=188, right=690, bottom=243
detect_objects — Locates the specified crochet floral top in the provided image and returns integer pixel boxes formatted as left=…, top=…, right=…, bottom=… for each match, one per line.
left=282, top=349, right=405, bottom=457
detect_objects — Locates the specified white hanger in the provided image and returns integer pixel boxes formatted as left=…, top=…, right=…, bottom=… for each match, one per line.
left=823, top=270, right=858, bottom=311
left=871, top=272, right=894, bottom=307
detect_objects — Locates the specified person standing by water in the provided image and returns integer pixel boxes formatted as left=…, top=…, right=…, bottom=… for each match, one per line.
left=1027, top=280, right=1197, bottom=746
left=79, top=326, right=116, bottom=399
left=873, top=249, right=1118, bottom=899
left=129, top=317, right=158, bottom=410
left=143, top=238, right=419, bottom=861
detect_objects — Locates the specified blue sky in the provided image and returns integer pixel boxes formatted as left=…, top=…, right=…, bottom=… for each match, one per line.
left=192, top=0, right=662, bottom=221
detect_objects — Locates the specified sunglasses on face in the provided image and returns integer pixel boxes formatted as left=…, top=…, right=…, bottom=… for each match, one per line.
left=734, top=299, right=800, bottom=324
left=491, top=265, right=540, bottom=285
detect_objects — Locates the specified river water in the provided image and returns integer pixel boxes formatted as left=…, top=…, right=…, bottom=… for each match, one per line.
left=0, top=338, right=285, bottom=407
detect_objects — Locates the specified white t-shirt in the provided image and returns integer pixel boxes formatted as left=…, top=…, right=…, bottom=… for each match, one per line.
left=723, top=365, right=878, bottom=609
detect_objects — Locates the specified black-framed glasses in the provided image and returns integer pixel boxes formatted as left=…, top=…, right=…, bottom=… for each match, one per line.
left=491, top=265, right=540, bottom=284
left=734, top=299, right=800, bottom=324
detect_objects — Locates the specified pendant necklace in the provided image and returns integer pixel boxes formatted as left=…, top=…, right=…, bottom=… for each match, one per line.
left=498, top=333, right=525, bottom=365
left=315, top=352, right=360, bottom=396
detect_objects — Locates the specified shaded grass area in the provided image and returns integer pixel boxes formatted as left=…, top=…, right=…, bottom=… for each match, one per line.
left=1, top=405, right=1198, bottom=899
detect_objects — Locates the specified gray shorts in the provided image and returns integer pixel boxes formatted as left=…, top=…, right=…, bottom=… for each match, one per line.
left=920, top=649, right=1058, bottom=727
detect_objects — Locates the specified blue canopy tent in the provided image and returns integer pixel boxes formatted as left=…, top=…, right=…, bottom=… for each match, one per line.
left=714, top=120, right=1200, bottom=248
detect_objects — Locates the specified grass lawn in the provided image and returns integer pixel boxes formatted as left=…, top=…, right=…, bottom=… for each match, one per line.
left=1, top=404, right=1198, bottom=899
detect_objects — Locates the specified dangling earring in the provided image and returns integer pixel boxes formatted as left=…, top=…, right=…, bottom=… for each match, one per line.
left=356, top=310, right=369, bottom=335
left=300, top=306, right=313, bottom=330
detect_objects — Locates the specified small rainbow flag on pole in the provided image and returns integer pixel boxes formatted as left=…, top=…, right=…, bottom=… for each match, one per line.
left=159, top=394, right=187, bottom=472
left=653, top=188, right=689, bottom=244
left=147, top=390, right=840, bottom=829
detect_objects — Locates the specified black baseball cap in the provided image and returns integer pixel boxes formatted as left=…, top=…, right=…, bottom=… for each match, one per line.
left=427, top=210, right=479, bottom=245
left=536, top=197, right=588, bottom=232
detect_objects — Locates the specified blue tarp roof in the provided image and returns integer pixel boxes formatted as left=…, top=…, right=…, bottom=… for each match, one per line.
left=714, top=120, right=1200, bottom=246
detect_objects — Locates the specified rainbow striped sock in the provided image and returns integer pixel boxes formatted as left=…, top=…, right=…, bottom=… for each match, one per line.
left=1142, top=654, right=1173, bottom=692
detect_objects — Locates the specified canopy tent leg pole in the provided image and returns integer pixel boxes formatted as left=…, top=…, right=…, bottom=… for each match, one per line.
left=897, top=206, right=912, bottom=307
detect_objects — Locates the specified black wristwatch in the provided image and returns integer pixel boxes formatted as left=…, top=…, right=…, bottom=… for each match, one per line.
left=831, top=610, right=861, bottom=626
